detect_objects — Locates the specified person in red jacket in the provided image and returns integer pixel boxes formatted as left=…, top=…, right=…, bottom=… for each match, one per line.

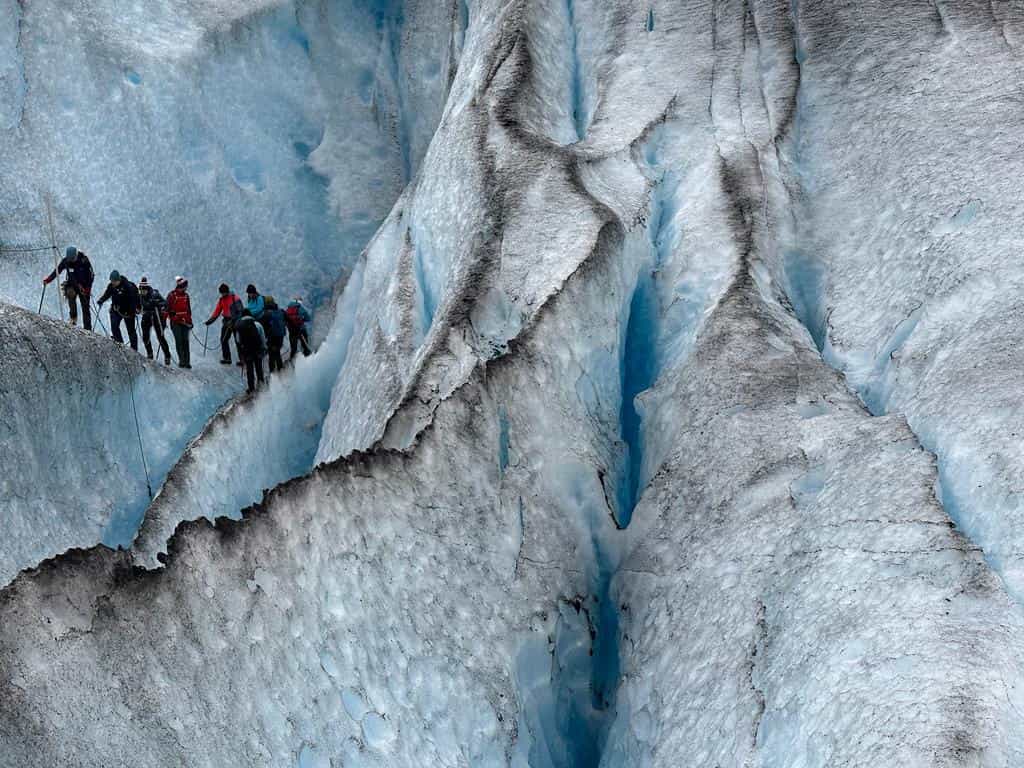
left=203, top=283, right=243, bottom=365
left=165, top=276, right=193, bottom=369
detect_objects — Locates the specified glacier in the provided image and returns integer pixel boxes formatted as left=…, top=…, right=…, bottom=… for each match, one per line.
left=5, top=0, right=1024, bottom=766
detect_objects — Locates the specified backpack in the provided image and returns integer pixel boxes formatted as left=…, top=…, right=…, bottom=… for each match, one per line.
left=229, top=297, right=244, bottom=321
left=285, top=304, right=305, bottom=330
left=267, top=308, right=287, bottom=339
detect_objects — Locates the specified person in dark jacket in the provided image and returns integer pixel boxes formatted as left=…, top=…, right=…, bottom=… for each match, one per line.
left=233, top=310, right=266, bottom=393
left=97, top=270, right=140, bottom=350
left=138, top=277, right=172, bottom=365
left=263, top=297, right=287, bottom=373
left=203, top=283, right=243, bottom=365
left=165, top=276, right=193, bottom=369
left=285, top=298, right=312, bottom=360
left=42, top=246, right=95, bottom=330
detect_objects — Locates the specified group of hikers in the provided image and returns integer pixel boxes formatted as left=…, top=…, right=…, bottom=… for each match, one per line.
left=43, top=246, right=313, bottom=393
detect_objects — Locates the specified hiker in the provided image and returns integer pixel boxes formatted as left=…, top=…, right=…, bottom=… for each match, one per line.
left=285, top=297, right=312, bottom=360
left=234, top=309, right=266, bottom=393
left=263, top=297, right=287, bottom=373
left=138, top=277, right=172, bottom=366
left=245, top=284, right=265, bottom=321
left=203, top=283, right=243, bottom=365
left=42, top=246, right=95, bottom=330
left=165, top=276, right=193, bottom=369
left=96, top=270, right=140, bottom=350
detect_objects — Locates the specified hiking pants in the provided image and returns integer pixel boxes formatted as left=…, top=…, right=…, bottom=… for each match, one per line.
left=243, top=355, right=265, bottom=393
left=268, top=337, right=285, bottom=373
left=141, top=313, right=171, bottom=362
left=219, top=320, right=235, bottom=363
left=110, top=311, right=138, bottom=351
left=288, top=327, right=311, bottom=360
left=171, top=323, right=191, bottom=368
left=64, top=283, right=92, bottom=331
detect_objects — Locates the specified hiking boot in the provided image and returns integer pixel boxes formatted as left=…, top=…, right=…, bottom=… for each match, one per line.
left=164, top=357, right=172, bottom=366
left=219, top=359, right=232, bottom=365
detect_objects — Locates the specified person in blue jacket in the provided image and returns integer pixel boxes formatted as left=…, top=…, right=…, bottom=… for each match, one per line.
left=245, top=284, right=265, bottom=320
left=263, top=297, right=288, bottom=373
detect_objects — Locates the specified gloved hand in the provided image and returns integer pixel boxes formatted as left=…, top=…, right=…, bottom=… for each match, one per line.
left=97, top=300, right=105, bottom=308
left=204, top=318, right=215, bottom=326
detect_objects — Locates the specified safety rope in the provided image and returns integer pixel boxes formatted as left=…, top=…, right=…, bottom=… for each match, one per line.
left=0, top=244, right=53, bottom=253
left=190, top=327, right=217, bottom=352
left=105, top=314, right=154, bottom=501
left=121, top=344, right=154, bottom=501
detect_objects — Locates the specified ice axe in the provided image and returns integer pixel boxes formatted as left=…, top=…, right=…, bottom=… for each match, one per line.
left=38, top=282, right=47, bottom=314
left=204, top=324, right=209, bottom=358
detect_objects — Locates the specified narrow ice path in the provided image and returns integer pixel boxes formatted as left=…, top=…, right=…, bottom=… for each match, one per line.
left=131, top=261, right=364, bottom=566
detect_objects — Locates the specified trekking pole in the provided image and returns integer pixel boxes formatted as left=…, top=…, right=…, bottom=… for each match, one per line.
left=203, top=324, right=209, bottom=358
left=42, top=192, right=64, bottom=321
left=38, top=283, right=47, bottom=314
left=91, top=299, right=110, bottom=337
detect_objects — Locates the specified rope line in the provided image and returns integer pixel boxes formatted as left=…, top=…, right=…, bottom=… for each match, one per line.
left=92, top=304, right=153, bottom=498
left=191, top=327, right=217, bottom=352
left=109, top=317, right=154, bottom=502
left=0, top=244, right=53, bottom=253
left=122, top=345, right=154, bottom=501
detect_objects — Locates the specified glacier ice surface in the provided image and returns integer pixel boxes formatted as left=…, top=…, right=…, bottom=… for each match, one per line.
left=4, top=1, right=1024, bottom=767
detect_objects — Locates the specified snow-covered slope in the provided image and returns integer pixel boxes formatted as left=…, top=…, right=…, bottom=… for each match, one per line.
left=0, top=302, right=238, bottom=587
left=5, top=1, right=1024, bottom=766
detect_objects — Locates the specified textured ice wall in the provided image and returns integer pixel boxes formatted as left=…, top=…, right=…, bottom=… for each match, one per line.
left=605, top=280, right=1024, bottom=765
left=778, top=0, right=1024, bottom=603
left=0, top=302, right=239, bottom=588
left=0, top=0, right=458, bottom=317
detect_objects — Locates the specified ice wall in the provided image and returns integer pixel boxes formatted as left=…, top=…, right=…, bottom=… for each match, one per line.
left=778, top=1, right=1024, bottom=602
left=0, top=0, right=458, bottom=318
left=0, top=302, right=238, bottom=587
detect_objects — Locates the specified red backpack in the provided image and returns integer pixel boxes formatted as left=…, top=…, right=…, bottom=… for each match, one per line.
left=285, top=304, right=305, bottom=330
